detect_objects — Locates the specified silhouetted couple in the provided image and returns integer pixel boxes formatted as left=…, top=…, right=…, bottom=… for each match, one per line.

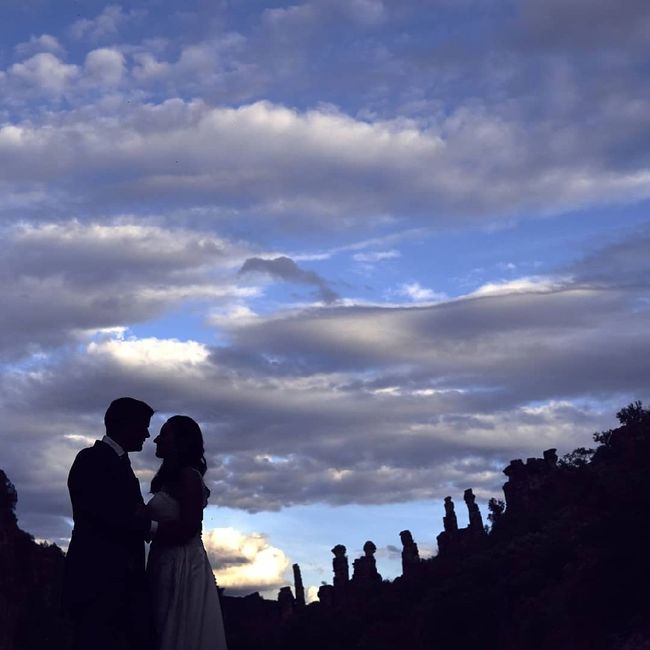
left=63, top=397, right=228, bottom=650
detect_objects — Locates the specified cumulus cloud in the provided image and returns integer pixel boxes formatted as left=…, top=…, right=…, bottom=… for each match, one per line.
left=15, top=34, right=65, bottom=58
left=84, top=48, right=125, bottom=86
left=239, top=256, right=339, bottom=304
left=203, top=528, right=290, bottom=597
left=7, top=53, right=79, bottom=97
left=69, top=4, right=145, bottom=42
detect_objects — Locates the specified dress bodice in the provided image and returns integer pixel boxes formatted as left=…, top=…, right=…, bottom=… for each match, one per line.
left=146, top=472, right=209, bottom=523
left=147, top=491, right=181, bottom=523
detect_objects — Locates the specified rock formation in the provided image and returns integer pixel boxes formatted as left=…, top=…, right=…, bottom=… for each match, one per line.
left=502, top=448, right=558, bottom=515
left=352, top=540, right=382, bottom=585
left=292, top=563, right=305, bottom=608
left=332, top=544, right=349, bottom=589
left=317, top=584, right=334, bottom=607
left=278, top=586, right=295, bottom=621
left=464, top=488, right=486, bottom=538
left=437, top=491, right=487, bottom=557
left=436, top=496, right=458, bottom=556
left=399, top=529, right=420, bottom=578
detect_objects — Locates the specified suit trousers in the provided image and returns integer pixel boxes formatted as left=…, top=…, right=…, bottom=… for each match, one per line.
left=71, top=583, right=153, bottom=650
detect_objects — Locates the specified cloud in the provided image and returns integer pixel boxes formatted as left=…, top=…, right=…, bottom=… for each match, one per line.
left=239, top=256, right=339, bottom=304
left=515, top=0, right=650, bottom=51
left=0, top=96, right=649, bottom=226
left=262, top=0, right=385, bottom=33
left=69, top=4, right=145, bottom=42
left=3, top=228, right=649, bottom=542
left=0, top=221, right=254, bottom=360
left=203, top=527, right=291, bottom=597
left=84, top=48, right=125, bottom=87
left=7, top=53, right=79, bottom=97
left=5, top=221, right=646, bottom=548
left=88, top=337, right=210, bottom=369
left=353, top=249, right=401, bottom=263
left=14, top=34, right=65, bottom=58
left=395, top=282, right=445, bottom=302
left=1, top=0, right=649, bottom=572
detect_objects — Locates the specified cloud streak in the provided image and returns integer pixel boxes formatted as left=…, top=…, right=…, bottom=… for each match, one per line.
left=239, top=256, right=339, bottom=304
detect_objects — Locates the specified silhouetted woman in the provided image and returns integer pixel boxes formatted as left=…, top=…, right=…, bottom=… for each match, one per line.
left=147, top=415, right=227, bottom=650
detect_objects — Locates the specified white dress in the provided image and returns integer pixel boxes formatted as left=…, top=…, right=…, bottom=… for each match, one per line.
left=146, top=482, right=228, bottom=650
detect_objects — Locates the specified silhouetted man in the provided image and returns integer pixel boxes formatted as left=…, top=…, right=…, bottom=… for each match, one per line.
left=64, top=397, right=156, bottom=650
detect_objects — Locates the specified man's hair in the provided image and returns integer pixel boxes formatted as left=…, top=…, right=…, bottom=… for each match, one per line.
left=104, top=397, right=154, bottom=433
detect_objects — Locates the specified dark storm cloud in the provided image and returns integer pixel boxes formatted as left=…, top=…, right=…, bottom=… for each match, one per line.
left=239, top=256, right=339, bottom=304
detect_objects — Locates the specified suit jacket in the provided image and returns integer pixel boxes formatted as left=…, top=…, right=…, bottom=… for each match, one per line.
left=64, top=440, right=151, bottom=608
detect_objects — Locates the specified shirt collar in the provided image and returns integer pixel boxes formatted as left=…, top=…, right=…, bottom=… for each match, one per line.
left=102, top=434, right=126, bottom=457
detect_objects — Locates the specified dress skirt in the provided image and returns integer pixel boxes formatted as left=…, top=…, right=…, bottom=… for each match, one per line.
left=147, top=536, right=228, bottom=650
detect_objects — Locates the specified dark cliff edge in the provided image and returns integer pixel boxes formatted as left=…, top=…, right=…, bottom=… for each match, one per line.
left=2, top=402, right=650, bottom=650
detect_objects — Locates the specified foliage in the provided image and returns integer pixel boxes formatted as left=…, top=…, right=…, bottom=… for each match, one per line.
left=487, top=497, right=505, bottom=525
left=559, top=446, right=594, bottom=468
left=593, top=400, right=648, bottom=447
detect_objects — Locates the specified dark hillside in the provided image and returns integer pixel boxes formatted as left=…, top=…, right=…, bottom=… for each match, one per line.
left=0, top=470, right=69, bottom=650
left=242, top=402, right=650, bottom=650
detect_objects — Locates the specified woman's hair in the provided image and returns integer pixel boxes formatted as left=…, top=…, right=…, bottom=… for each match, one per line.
left=150, top=415, right=208, bottom=495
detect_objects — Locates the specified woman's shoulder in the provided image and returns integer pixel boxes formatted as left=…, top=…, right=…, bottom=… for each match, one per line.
left=178, top=467, right=209, bottom=506
left=178, top=466, right=203, bottom=480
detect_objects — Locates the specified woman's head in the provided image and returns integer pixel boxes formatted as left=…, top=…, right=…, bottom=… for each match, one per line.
left=154, top=415, right=204, bottom=462
left=151, top=415, right=207, bottom=493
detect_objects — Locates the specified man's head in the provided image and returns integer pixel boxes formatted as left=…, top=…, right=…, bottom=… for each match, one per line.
left=104, top=397, right=155, bottom=452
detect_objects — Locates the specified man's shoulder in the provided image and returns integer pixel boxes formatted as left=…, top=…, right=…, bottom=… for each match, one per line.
left=72, top=440, right=113, bottom=468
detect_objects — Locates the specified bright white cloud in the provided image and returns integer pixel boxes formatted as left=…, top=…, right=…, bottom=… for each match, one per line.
left=87, top=337, right=210, bottom=368
left=396, top=282, right=445, bottom=302
left=84, top=48, right=125, bottom=86
left=8, top=53, right=79, bottom=96
left=203, top=527, right=290, bottom=597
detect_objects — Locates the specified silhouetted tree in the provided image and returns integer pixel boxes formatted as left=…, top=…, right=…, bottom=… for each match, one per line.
left=487, top=498, right=505, bottom=525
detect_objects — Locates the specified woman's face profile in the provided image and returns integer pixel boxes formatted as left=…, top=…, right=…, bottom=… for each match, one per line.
left=153, top=422, right=177, bottom=459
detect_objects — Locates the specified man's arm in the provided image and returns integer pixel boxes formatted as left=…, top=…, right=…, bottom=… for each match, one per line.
left=68, top=449, right=151, bottom=539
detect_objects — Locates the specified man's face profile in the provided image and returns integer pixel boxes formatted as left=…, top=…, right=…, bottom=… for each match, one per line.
left=121, top=416, right=152, bottom=452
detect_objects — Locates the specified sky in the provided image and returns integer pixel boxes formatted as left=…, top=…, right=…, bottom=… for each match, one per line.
left=1, top=0, right=649, bottom=600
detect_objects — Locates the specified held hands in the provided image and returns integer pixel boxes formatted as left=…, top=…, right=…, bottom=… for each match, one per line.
left=134, top=502, right=155, bottom=542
